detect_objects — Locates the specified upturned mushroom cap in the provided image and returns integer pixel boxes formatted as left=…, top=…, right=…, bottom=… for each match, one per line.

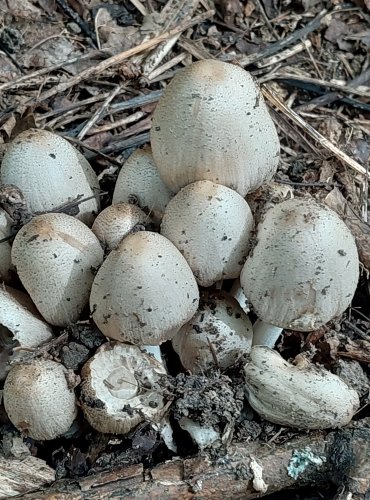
left=0, top=209, right=12, bottom=283
left=91, top=203, right=147, bottom=251
left=161, top=180, right=254, bottom=287
left=244, top=346, right=360, bottom=429
left=90, top=231, right=199, bottom=345
left=0, top=286, right=53, bottom=379
left=11, top=213, right=104, bottom=326
left=151, top=59, right=280, bottom=196
left=240, top=198, right=359, bottom=331
left=3, top=359, right=77, bottom=440
left=80, top=342, right=168, bottom=434
left=112, top=146, right=173, bottom=221
left=0, top=129, right=100, bottom=226
left=173, top=290, right=253, bottom=373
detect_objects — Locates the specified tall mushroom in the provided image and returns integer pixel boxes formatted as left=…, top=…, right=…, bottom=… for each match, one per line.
left=240, top=198, right=359, bottom=346
left=151, top=59, right=280, bottom=196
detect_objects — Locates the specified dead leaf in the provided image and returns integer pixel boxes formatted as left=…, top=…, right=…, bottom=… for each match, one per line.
left=95, top=8, right=141, bottom=53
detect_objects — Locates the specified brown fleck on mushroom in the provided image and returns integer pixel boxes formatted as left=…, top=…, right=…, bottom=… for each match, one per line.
left=90, top=231, right=199, bottom=345
left=3, top=358, right=77, bottom=440
left=80, top=342, right=168, bottom=434
left=151, top=59, right=280, bottom=196
left=12, top=213, right=104, bottom=326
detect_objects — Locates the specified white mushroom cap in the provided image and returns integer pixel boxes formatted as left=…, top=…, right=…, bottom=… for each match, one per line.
left=3, top=359, right=77, bottom=440
left=80, top=342, right=168, bottom=434
left=112, top=146, right=173, bottom=221
left=240, top=198, right=359, bottom=331
left=0, top=209, right=12, bottom=283
left=90, top=231, right=199, bottom=345
left=0, top=285, right=53, bottom=379
left=91, top=203, right=147, bottom=251
left=173, top=290, right=253, bottom=373
left=244, top=346, right=360, bottom=429
left=151, top=59, right=280, bottom=196
left=161, top=180, right=254, bottom=287
left=0, top=129, right=100, bottom=226
left=11, top=213, right=104, bottom=326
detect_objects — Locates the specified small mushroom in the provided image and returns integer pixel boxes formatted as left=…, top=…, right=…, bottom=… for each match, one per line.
left=112, top=146, right=173, bottom=221
left=161, top=180, right=254, bottom=287
left=90, top=231, right=199, bottom=344
left=80, top=342, right=168, bottom=434
left=244, top=346, right=360, bottom=429
left=173, top=290, right=253, bottom=373
left=3, top=359, right=78, bottom=440
left=91, top=203, right=148, bottom=251
left=12, top=213, right=104, bottom=326
left=151, top=59, right=280, bottom=196
left=240, top=198, right=359, bottom=346
left=0, top=129, right=100, bottom=226
left=0, top=209, right=12, bottom=283
left=0, top=285, right=53, bottom=379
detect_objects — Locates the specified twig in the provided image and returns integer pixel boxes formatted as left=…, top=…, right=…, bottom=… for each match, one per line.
left=87, top=111, right=145, bottom=136
left=262, top=85, right=370, bottom=181
left=148, top=53, right=187, bottom=80
left=83, top=132, right=150, bottom=159
left=78, top=86, right=121, bottom=140
left=256, top=40, right=311, bottom=69
left=64, top=137, right=122, bottom=166
left=33, top=10, right=214, bottom=105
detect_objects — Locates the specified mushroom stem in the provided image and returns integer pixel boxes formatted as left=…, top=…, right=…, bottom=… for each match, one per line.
left=252, top=319, right=283, bottom=348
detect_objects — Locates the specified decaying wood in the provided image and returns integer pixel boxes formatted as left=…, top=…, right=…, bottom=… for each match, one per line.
left=0, top=455, right=55, bottom=499
left=15, top=426, right=370, bottom=499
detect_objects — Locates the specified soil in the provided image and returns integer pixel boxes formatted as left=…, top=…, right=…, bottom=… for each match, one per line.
left=0, top=0, right=370, bottom=498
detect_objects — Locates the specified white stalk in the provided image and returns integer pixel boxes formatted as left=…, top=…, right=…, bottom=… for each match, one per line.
left=252, top=319, right=283, bottom=348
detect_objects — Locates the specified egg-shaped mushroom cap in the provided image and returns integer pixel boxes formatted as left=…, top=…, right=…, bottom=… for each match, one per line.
left=151, top=59, right=280, bottom=196
left=161, top=180, right=254, bottom=287
left=173, top=290, right=253, bottom=373
left=0, top=209, right=12, bottom=283
left=80, top=342, right=168, bottom=434
left=0, top=129, right=100, bottom=226
left=240, top=198, right=359, bottom=331
left=92, top=203, right=147, bottom=251
left=112, top=146, right=173, bottom=221
left=11, top=213, right=104, bottom=326
left=3, top=359, right=77, bottom=440
left=90, top=231, right=199, bottom=345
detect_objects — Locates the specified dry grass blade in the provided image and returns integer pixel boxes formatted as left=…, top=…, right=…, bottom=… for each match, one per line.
left=262, top=85, right=370, bottom=181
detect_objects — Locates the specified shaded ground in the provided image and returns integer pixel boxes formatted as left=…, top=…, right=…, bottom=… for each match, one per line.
left=0, top=0, right=370, bottom=498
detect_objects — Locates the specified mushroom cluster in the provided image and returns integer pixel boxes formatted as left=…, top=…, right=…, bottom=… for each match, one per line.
left=0, top=59, right=361, bottom=446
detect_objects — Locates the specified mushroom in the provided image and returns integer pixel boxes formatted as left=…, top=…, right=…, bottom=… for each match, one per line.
left=80, top=342, right=168, bottom=434
left=112, top=146, right=173, bottom=221
left=173, top=290, right=253, bottom=373
left=91, top=203, right=148, bottom=252
left=3, top=358, right=78, bottom=440
left=240, top=198, right=359, bottom=346
left=0, top=209, right=12, bottom=283
left=12, top=213, right=104, bottom=326
left=244, top=346, right=360, bottom=429
left=161, top=180, right=254, bottom=287
left=90, top=231, right=199, bottom=345
left=0, top=129, right=100, bottom=226
left=151, top=59, right=280, bottom=196
left=0, top=285, right=53, bottom=380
